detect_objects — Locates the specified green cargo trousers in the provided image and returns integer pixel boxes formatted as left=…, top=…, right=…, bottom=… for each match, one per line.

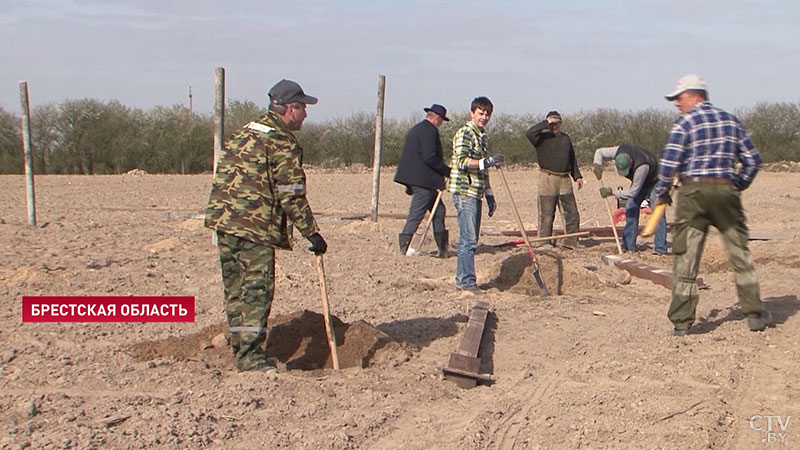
left=537, top=171, right=580, bottom=246
left=669, top=183, right=764, bottom=330
left=216, top=232, right=275, bottom=371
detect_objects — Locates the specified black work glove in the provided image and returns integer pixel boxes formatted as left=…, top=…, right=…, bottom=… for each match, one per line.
left=486, top=194, right=497, bottom=217
left=599, top=187, right=613, bottom=198
left=307, top=233, right=327, bottom=255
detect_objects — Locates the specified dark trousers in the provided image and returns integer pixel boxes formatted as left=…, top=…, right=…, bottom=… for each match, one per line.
left=400, top=186, right=446, bottom=235
left=537, top=172, right=580, bottom=244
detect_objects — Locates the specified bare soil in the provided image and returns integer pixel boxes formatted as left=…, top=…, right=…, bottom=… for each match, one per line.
left=1, top=168, right=799, bottom=449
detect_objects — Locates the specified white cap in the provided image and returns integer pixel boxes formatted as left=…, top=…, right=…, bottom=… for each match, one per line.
left=665, top=74, right=708, bottom=101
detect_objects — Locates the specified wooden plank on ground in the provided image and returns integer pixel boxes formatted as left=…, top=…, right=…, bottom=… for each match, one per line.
left=602, top=254, right=707, bottom=290
left=482, top=225, right=638, bottom=238
left=443, top=300, right=492, bottom=389
left=481, top=226, right=774, bottom=241
left=316, top=211, right=457, bottom=221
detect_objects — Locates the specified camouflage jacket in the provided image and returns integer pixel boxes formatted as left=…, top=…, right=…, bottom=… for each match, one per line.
left=204, top=111, right=319, bottom=249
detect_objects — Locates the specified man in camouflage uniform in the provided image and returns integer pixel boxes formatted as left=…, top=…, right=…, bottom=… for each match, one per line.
left=205, top=79, right=327, bottom=372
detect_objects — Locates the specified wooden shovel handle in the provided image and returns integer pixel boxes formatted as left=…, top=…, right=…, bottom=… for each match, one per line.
left=315, top=254, right=340, bottom=370
left=600, top=179, right=623, bottom=254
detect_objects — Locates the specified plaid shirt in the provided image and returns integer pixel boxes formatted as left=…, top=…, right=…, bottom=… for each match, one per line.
left=448, top=121, right=490, bottom=199
left=654, top=102, right=762, bottom=199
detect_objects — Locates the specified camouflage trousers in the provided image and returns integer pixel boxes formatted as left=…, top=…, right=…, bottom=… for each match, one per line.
left=668, top=183, right=763, bottom=330
left=216, top=232, right=275, bottom=371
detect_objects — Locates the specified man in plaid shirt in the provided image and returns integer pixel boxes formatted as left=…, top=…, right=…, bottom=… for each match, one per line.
left=448, top=96, right=505, bottom=294
left=654, top=74, right=771, bottom=336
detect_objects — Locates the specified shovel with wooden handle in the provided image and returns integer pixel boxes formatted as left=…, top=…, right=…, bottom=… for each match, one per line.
left=496, top=167, right=549, bottom=297
left=406, top=189, right=444, bottom=257
left=599, top=178, right=623, bottom=254
left=314, top=254, right=340, bottom=370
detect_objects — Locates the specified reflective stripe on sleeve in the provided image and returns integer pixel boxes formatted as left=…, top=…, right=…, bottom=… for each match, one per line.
left=245, top=122, right=274, bottom=134
left=277, top=184, right=306, bottom=194
left=229, top=326, right=266, bottom=334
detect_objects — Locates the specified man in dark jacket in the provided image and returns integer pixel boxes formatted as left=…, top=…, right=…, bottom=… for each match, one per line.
left=394, top=104, right=451, bottom=257
left=526, top=111, right=584, bottom=248
left=593, top=144, right=668, bottom=254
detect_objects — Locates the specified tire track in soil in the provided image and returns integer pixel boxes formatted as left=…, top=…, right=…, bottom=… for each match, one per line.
left=363, top=400, right=476, bottom=450
left=485, top=371, right=560, bottom=450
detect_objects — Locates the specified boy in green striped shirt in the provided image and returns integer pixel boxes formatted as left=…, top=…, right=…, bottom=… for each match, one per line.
left=448, top=96, right=505, bottom=294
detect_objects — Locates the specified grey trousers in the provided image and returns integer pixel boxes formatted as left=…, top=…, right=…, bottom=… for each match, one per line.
left=400, top=186, right=446, bottom=235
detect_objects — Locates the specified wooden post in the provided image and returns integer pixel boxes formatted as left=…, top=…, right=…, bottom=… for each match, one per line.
left=19, top=81, right=36, bottom=227
left=370, top=75, right=386, bottom=222
left=213, top=67, right=225, bottom=174
left=184, top=85, right=192, bottom=175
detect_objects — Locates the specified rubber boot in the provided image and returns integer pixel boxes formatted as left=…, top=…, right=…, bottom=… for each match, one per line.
left=538, top=195, right=558, bottom=247
left=434, top=231, right=449, bottom=258
left=398, top=234, right=413, bottom=255
left=558, top=194, right=581, bottom=249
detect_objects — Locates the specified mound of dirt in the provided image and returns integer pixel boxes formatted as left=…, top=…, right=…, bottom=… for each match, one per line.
left=126, top=310, right=411, bottom=371
left=481, top=249, right=604, bottom=296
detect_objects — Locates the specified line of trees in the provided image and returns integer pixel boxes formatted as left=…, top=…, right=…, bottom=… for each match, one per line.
left=1, top=100, right=798, bottom=175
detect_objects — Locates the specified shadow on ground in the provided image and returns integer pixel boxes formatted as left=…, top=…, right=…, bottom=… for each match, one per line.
left=692, top=295, right=800, bottom=334
left=377, top=313, right=469, bottom=349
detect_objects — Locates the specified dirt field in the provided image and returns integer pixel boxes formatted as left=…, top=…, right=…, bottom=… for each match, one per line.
left=1, top=167, right=799, bottom=449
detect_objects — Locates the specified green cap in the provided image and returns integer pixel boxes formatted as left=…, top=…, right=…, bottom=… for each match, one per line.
left=615, top=153, right=631, bottom=176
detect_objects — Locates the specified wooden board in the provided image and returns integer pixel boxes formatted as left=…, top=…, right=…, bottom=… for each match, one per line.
left=602, top=254, right=707, bottom=290
left=443, top=300, right=491, bottom=389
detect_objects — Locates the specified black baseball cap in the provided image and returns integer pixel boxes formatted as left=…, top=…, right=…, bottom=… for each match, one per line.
left=268, top=79, right=318, bottom=105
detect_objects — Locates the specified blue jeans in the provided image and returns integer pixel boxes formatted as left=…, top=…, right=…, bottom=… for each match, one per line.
left=453, top=194, right=482, bottom=288
left=622, top=184, right=667, bottom=253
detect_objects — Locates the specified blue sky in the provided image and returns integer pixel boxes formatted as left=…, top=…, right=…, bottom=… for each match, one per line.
left=2, top=0, right=799, bottom=121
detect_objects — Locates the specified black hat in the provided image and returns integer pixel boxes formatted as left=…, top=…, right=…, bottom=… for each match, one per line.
left=268, top=79, right=318, bottom=105
left=424, top=104, right=449, bottom=121
left=546, top=110, right=562, bottom=123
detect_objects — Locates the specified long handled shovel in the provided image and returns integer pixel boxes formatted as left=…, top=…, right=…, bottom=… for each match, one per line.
left=496, top=167, right=549, bottom=297
left=406, top=189, right=444, bottom=257
left=314, top=254, right=340, bottom=370
left=599, top=179, right=623, bottom=254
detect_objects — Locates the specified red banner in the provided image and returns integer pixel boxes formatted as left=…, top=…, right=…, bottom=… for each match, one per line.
left=22, top=296, right=195, bottom=322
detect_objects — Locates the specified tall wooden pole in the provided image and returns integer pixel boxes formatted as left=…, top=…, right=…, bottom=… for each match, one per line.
left=184, top=85, right=192, bottom=175
left=370, top=75, right=386, bottom=222
left=213, top=68, right=225, bottom=174
left=19, top=81, right=36, bottom=227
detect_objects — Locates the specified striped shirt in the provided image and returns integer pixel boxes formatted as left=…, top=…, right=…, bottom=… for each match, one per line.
left=448, top=121, right=490, bottom=199
left=654, top=102, right=762, bottom=199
